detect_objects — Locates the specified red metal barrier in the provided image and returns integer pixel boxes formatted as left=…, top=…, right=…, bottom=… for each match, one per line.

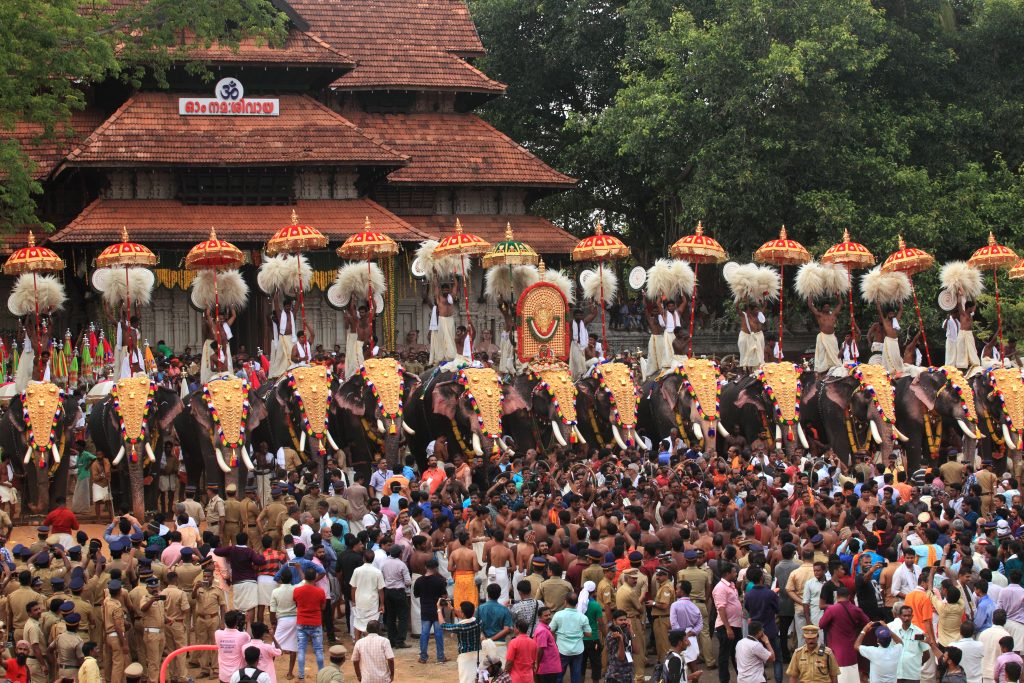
left=160, top=645, right=218, bottom=683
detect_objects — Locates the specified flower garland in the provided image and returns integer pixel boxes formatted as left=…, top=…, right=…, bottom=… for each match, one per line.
left=287, top=367, right=333, bottom=453
left=21, top=388, right=63, bottom=468
left=847, top=363, right=896, bottom=441
left=202, top=379, right=250, bottom=466
left=756, top=364, right=802, bottom=426
left=931, top=366, right=974, bottom=422
left=592, top=361, right=639, bottom=430
left=358, top=364, right=404, bottom=435
left=529, top=368, right=578, bottom=440
left=110, top=380, right=156, bottom=463
left=456, top=369, right=503, bottom=442
left=987, top=367, right=1024, bottom=444
left=676, top=361, right=722, bottom=437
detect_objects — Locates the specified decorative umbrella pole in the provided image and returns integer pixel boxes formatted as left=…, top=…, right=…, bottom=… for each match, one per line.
left=969, top=232, right=1019, bottom=356
left=669, top=222, right=726, bottom=357
left=571, top=222, right=630, bottom=354
left=266, top=210, right=328, bottom=335
left=3, top=231, right=65, bottom=377
left=336, top=217, right=399, bottom=349
left=96, top=227, right=158, bottom=322
left=821, top=229, right=875, bottom=340
left=754, top=226, right=810, bottom=360
left=433, top=219, right=492, bottom=359
left=185, top=228, right=245, bottom=351
left=882, top=235, right=935, bottom=365
left=483, top=223, right=540, bottom=361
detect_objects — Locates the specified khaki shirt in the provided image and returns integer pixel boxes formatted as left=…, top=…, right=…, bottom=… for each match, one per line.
left=128, top=585, right=149, bottom=620
left=53, top=630, right=84, bottom=670
left=175, top=564, right=203, bottom=593
left=596, top=578, right=615, bottom=614
left=102, top=597, right=125, bottom=634
left=242, top=499, right=260, bottom=529
left=676, top=567, right=711, bottom=602
left=523, top=573, right=544, bottom=602
left=615, top=583, right=644, bottom=619
left=537, top=577, right=573, bottom=613
left=194, top=585, right=226, bottom=619
left=206, top=496, right=225, bottom=528
left=183, top=499, right=205, bottom=523
left=785, top=644, right=839, bottom=683
left=581, top=564, right=604, bottom=589
left=259, top=502, right=288, bottom=534
left=9, top=587, right=42, bottom=634
left=161, top=585, right=190, bottom=622
left=315, top=662, right=345, bottom=683
left=24, top=617, right=44, bottom=653
left=298, top=494, right=327, bottom=518
left=139, top=595, right=165, bottom=629
left=224, top=499, right=243, bottom=528
left=69, top=596, right=94, bottom=636
left=651, top=581, right=676, bottom=617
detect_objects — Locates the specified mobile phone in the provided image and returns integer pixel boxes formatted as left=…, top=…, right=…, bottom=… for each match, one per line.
left=915, top=634, right=925, bottom=641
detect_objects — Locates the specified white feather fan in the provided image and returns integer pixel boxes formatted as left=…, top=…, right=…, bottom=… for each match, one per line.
left=794, top=261, right=851, bottom=301
left=257, top=255, right=312, bottom=296
left=485, top=265, right=539, bottom=303
left=544, top=269, right=576, bottom=304
left=646, top=259, right=695, bottom=301
left=415, top=239, right=470, bottom=283
left=860, top=266, right=911, bottom=305
left=939, top=261, right=984, bottom=301
left=334, top=262, right=387, bottom=306
left=192, top=269, right=249, bottom=311
left=8, top=274, right=66, bottom=316
left=581, top=267, right=617, bottom=305
left=93, top=267, right=155, bottom=310
left=724, top=262, right=780, bottom=303
left=512, top=265, right=539, bottom=295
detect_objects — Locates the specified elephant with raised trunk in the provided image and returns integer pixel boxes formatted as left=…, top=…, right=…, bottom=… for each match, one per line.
left=175, top=377, right=269, bottom=492
left=87, top=376, right=183, bottom=518
left=577, top=361, right=647, bottom=452
left=894, top=368, right=979, bottom=473
left=0, top=383, right=81, bottom=513
left=638, top=360, right=729, bottom=456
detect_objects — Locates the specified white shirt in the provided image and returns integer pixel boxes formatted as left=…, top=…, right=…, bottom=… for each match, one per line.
left=572, top=319, right=589, bottom=345
left=735, top=637, right=771, bottom=683
left=944, top=316, right=960, bottom=342
left=858, top=644, right=901, bottom=683
left=279, top=311, right=296, bottom=341
left=890, top=563, right=921, bottom=598
left=294, top=341, right=310, bottom=361
left=951, top=638, right=984, bottom=682
left=842, top=339, right=860, bottom=362
left=981, top=624, right=1010, bottom=679
left=658, top=310, right=680, bottom=333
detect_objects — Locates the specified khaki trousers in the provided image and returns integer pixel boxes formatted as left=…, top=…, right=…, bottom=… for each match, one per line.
left=695, top=601, right=715, bottom=667
left=652, top=615, right=670, bottom=661
left=143, top=630, right=165, bottom=683
left=195, top=616, right=219, bottom=672
left=165, top=622, right=187, bottom=681
left=105, top=634, right=126, bottom=683
left=629, top=616, right=646, bottom=683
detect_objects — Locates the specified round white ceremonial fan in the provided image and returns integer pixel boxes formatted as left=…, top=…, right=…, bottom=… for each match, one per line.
left=938, top=289, right=957, bottom=312
left=628, top=266, right=647, bottom=290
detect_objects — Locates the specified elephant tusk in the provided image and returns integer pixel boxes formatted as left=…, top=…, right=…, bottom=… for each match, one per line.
left=893, top=427, right=910, bottom=443
left=797, top=423, right=810, bottom=450
left=326, top=430, right=340, bottom=451
left=717, top=422, right=730, bottom=438
left=472, top=432, right=484, bottom=457
left=573, top=425, right=587, bottom=445
left=23, top=446, right=32, bottom=465
left=144, top=442, right=156, bottom=465
left=112, top=445, right=126, bottom=466
left=870, top=420, right=883, bottom=445
left=552, top=420, right=568, bottom=447
left=499, top=437, right=513, bottom=454
left=402, top=421, right=416, bottom=436
left=376, top=419, right=385, bottom=434
left=775, top=424, right=782, bottom=449
left=692, top=422, right=703, bottom=442
left=51, top=444, right=60, bottom=465
left=299, top=430, right=306, bottom=455
left=241, top=446, right=255, bottom=471
left=215, top=448, right=231, bottom=473
left=957, top=419, right=976, bottom=440
left=612, top=424, right=628, bottom=451
left=1004, top=423, right=1018, bottom=451
left=632, top=429, right=647, bottom=449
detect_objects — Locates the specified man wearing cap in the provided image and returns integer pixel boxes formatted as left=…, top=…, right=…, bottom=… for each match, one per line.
left=49, top=611, right=84, bottom=677
left=650, top=566, right=676, bottom=661
left=785, top=624, right=839, bottom=683
left=206, top=484, right=225, bottom=538
left=316, top=644, right=346, bottom=683
left=222, top=484, right=243, bottom=542
left=241, top=485, right=263, bottom=552
left=538, top=564, right=573, bottom=614
left=258, top=488, right=289, bottom=551
left=676, top=549, right=714, bottom=670
left=183, top=486, right=206, bottom=528
left=193, top=568, right=227, bottom=679
left=855, top=621, right=902, bottom=683
left=978, top=459, right=999, bottom=515
left=102, top=581, right=128, bottom=683
left=161, top=571, right=191, bottom=683
left=617, top=552, right=649, bottom=604
left=615, top=569, right=646, bottom=683
left=139, top=577, right=166, bottom=683
left=67, top=575, right=94, bottom=645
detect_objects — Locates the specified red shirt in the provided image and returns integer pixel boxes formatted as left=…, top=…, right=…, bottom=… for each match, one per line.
left=292, top=583, right=325, bottom=626
left=4, top=658, right=27, bottom=683
left=42, top=507, right=79, bottom=534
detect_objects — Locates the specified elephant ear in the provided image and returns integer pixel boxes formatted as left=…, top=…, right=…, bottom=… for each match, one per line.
left=189, top=395, right=214, bottom=434
left=155, top=389, right=184, bottom=431
left=246, top=390, right=269, bottom=432
left=909, top=374, right=939, bottom=413
left=432, top=380, right=461, bottom=420
left=335, top=376, right=367, bottom=417
left=502, top=384, right=529, bottom=416
left=658, top=374, right=682, bottom=414
left=824, top=376, right=857, bottom=412
left=733, top=377, right=766, bottom=415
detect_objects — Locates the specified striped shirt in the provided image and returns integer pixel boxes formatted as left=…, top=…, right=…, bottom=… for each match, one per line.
left=351, top=633, right=394, bottom=683
left=442, top=617, right=482, bottom=654
left=260, top=549, right=287, bottom=577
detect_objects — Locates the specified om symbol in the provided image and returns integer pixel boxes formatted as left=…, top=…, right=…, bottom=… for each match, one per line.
left=216, top=78, right=244, bottom=102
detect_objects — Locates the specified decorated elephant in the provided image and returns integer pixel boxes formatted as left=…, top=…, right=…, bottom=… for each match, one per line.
left=86, top=376, right=183, bottom=518
left=0, top=382, right=81, bottom=513
left=332, top=358, right=420, bottom=477
left=893, top=367, right=979, bottom=472
left=175, top=376, right=269, bottom=492
left=804, top=363, right=905, bottom=464
left=725, top=363, right=817, bottom=456
left=966, top=367, right=1024, bottom=473
left=577, top=361, right=645, bottom=451
left=638, top=359, right=727, bottom=456
left=507, top=363, right=584, bottom=452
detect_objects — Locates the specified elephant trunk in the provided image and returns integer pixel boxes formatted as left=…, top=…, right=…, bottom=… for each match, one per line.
left=127, top=448, right=146, bottom=521
left=383, top=429, right=401, bottom=472
left=874, top=415, right=896, bottom=460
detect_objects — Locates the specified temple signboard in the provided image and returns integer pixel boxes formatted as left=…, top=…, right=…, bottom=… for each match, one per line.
left=178, top=78, right=279, bottom=116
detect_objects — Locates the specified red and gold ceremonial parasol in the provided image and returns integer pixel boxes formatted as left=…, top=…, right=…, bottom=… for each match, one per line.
left=337, top=217, right=399, bottom=344
left=822, top=229, right=875, bottom=340
left=186, top=228, right=244, bottom=349
left=969, top=232, right=1019, bottom=356
left=3, top=231, right=65, bottom=372
left=573, top=222, right=631, bottom=354
left=432, top=218, right=491, bottom=359
left=266, top=210, right=328, bottom=333
left=96, top=226, right=157, bottom=322
left=668, top=221, right=726, bottom=356
left=754, top=226, right=810, bottom=360
left=882, top=235, right=935, bottom=365
left=1009, top=259, right=1024, bottom=281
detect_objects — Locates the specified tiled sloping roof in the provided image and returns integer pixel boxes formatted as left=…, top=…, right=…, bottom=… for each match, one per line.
left=407, top=215, right=578, bottom=254
left=3, top=109, right=109, bottom=180
left=288, top=0, right=503, bottom=93
left=64, top=92, right=406, bottom=167
left=348, top=112, right=576, bottom=188
left=184, top=29, right=355, bottom=67
left=49, top=198, right=432, bottom=243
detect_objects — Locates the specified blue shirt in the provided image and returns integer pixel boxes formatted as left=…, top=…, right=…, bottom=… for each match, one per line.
left=476, top=600, right=513, bottom=642
left=743, top=585, right=779, bottom=638
left=856, top=551, right=886, bottom=582
left=975, top=594, right=995, bottom=633
left=274, top=557, right=327, bottom=584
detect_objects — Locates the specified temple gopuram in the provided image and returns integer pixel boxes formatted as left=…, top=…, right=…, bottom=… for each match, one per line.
left=5, top=0, right=577, bottom=352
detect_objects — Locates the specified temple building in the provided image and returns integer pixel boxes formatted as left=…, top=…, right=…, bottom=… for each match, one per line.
left=5, top=0, right=577, bottom=354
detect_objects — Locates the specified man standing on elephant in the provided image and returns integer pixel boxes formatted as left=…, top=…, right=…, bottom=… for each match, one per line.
left=954, top=299, right=981, bottom=370
left=876, top=300, right=905, bottom=375
left=428, top=282, right=458, bottom=366
left=809, top=297, right=842, bottom=374
left=570, top=306, right=597, bottom=380
left=270, top=297, right=296, bottom=379
left=737, top=302, right=765, bottom=372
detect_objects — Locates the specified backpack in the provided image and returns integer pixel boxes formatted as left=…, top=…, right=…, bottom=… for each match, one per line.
left=236, top=668, right=264, bottom=683
left=651, top=652, right=686, bottom=683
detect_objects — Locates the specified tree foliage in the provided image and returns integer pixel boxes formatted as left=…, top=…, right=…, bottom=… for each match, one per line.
left=0, top=0, right=287, bottom=228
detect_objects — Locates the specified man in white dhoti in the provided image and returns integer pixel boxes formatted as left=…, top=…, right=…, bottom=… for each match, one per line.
left=343, top=303, right=365, bottom=380
left=842, top=328, right=860, bottom=365
left=876, top=301, right=905, bottom=375
left=290, top=327, right=314, bottom=367
left=954, top=299, right=980, bottom=370
left=809, top=297, right=842, bottom=373
left=658, top=300, right=683, bottom=370
left=943, top=312, right=960, bottom=367
left=737, top=302, right=765, bottom=371
left=270, top=298, right=296, bottom=379
left=428, top=283, right=458, bottom=366
left=569, top=306, right=596, bottom=380
left=455, top=324, right=474, bottom=363
left=642, top=303, right=664, bottom=379
left=497, top=302, right=521, bottom=375
left=350, top=551, right=386, bottom=639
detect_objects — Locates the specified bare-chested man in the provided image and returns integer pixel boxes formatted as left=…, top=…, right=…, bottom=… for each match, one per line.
left=643, top=301, right=666, bottom=379
left=447, top=532, right=481, bottom=608
left=954, top=299, right=980, bottom=369
left=876, top=300, right=904, bottom=375
left=809, top=296, right=842, bottom=373
left=428, top=282, right=457, bottom=365
left=737, top=302, right=765, bottom=371
left=485, top=529, right=514, bottom=603
left=342, top=303, right=367, bottom=379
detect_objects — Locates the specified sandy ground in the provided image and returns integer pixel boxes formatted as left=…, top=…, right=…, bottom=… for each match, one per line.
left=8, top=523, right=729, bottom=683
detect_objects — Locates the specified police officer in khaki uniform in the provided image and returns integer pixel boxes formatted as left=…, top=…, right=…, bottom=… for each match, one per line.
left=192, top=569, right=226, bottom=679
left=615, top=569, right=646, bottom=683
left=650, top=566, right=676, bottom=661
left=257, top=489, right=289, bottom=550
left=161, top=572, right=190, bottom=683
left=298, top=482, right=327, bottom=517
left=51, top=612, right=85, bottom=677
left=617, top=552, right=649, bottom=602
left=205, top=483, right=225, bottom=537
left=538, top=568, right=573, bottom=613
left=595, top=561, right=616, bottom=671
left=242, top=485, right=262, bottom=552
left=9, top=571, right=43, bottom=641
left=174, top=548, right=203, bottom=593
left=183, top=486, right=206, bottom=527
left=127, top=568, right=152, bottom=666
left=785, top=624, right=839, bottom=683
left=317, top=644, right=347, bottom=683
left=138, top=578, right=166, bottom=683
left=580, top=549, right=605, bottom=588
left=104, top=580, right=129, bottom=683
left=68, top=576, right=96, bottom=647
left=222, top=484, right=242, bottom=542
left=676, top=549, right=714, bottom=669
left=24, top=600, right=47, bottom=683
